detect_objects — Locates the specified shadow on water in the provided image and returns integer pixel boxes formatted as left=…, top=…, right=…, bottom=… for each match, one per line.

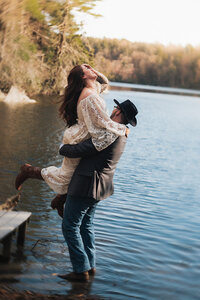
left=0, top=95, right=63, bottom=202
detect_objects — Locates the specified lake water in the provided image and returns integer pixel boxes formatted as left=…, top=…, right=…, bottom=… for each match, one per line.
left=0, top=87, right=200, bottom=299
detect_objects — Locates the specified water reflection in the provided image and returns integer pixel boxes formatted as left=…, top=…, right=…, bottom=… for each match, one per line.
left=0, top=91, right=200, bottom=299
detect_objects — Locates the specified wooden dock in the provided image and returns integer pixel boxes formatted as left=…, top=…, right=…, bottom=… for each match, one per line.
left=0, top=210, right=31, bottom=261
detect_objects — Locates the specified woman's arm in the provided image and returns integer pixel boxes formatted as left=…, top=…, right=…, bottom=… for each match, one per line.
left=96, top=71, right=109, bottom=85
left=81, top=95, right=126, bottom=136
left=82, top=64, right=108, bottom=93
left=80, top=95, right=127, bottom=151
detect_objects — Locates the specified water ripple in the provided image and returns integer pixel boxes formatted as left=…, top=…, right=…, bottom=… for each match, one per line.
left=0, top=92, right=200, bottom=299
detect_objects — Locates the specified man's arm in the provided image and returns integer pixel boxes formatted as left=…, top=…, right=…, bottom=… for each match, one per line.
left=59, top=138, right=99, bottom=158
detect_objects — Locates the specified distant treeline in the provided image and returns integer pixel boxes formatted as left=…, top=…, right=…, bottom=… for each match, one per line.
left=88, top=37, right=200, bottom=90
left=1, top=0, right=200, bottom=94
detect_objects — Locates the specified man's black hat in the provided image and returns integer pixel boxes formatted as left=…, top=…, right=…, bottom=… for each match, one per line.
left=113, top=99, right=138, bottom=127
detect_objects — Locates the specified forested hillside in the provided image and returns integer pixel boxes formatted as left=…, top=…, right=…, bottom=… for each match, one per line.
left=0, top=0, right=98, bottom=95
left=88, top=37, right=200, bottom=90
left=1, top=0, right=200, bottom=95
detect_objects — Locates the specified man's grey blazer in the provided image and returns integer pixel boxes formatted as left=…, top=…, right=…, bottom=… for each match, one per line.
left=59, top=136, right=127, bottom=201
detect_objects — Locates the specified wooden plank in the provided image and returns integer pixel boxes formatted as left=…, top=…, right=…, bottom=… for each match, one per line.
left=0, top=210, right=6, bottom=217
left=0, top=211, right=19, bottom=240
left=0, top=211, right=31, bottom=241
left=0, top=210, right=31, bottom=261
left=0, top=211, right=31, bottom=227
left=0, top=211, right=19, bottom=227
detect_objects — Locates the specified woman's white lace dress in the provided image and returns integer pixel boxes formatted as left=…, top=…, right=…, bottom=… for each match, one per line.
left=41, top=84, right=126, bottom=194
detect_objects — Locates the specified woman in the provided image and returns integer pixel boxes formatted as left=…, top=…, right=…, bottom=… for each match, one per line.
left=15, top=64, right=128, bottom=216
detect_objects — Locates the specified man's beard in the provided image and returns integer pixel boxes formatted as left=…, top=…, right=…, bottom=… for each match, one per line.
left=110, top=110, right=117, bottom=119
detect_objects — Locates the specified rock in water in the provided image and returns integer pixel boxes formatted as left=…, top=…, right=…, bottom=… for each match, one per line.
left=0, top=193, right=20, bottom=210
left=4, top=86, right=36, bottom=104
left=0, top=90, right=6, bottom=101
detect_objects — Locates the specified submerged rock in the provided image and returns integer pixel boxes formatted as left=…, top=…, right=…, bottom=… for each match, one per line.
left=4, top=86, right=36, bottom=104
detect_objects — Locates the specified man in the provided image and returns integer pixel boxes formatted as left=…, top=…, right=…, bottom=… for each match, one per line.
left=58, top=99, right=138, bottom=282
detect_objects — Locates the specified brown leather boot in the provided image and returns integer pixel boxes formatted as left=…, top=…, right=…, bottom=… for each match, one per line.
left=51, top=194, right=66, bottom=218
left=15, top=163, right=43, bottom=190
left=58, top=271, right=89, bottom=282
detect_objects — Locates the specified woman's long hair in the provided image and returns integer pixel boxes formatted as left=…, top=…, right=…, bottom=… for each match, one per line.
left=59, top=65, right=85, bottom=127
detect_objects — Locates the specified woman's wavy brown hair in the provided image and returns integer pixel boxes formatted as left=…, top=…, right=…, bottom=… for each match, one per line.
left=59, top=65, right=86, bottom=127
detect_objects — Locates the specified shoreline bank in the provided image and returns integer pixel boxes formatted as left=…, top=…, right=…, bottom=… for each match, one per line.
left=0, top=285, right=104, bottom=300
left=109, top=82, right=200, bottom=97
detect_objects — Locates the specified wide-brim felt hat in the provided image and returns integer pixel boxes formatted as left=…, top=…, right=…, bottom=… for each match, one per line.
left=113, top=99, right=138, bottom=127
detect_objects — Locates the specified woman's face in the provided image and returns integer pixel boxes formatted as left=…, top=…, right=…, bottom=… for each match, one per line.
left=81, top=65, right=97, bottom=80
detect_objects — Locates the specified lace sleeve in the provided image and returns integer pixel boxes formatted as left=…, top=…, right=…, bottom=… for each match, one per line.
left=91, top=128, right=120, bottom=151
left=95, top=70, right=109, bottom=94
left=95, top=81, right=108, bottom=94
left=80, top=94, right=126, bottom=151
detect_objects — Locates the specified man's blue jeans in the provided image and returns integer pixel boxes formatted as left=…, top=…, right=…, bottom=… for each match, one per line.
left=62, top=194, right=98, bottom=273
